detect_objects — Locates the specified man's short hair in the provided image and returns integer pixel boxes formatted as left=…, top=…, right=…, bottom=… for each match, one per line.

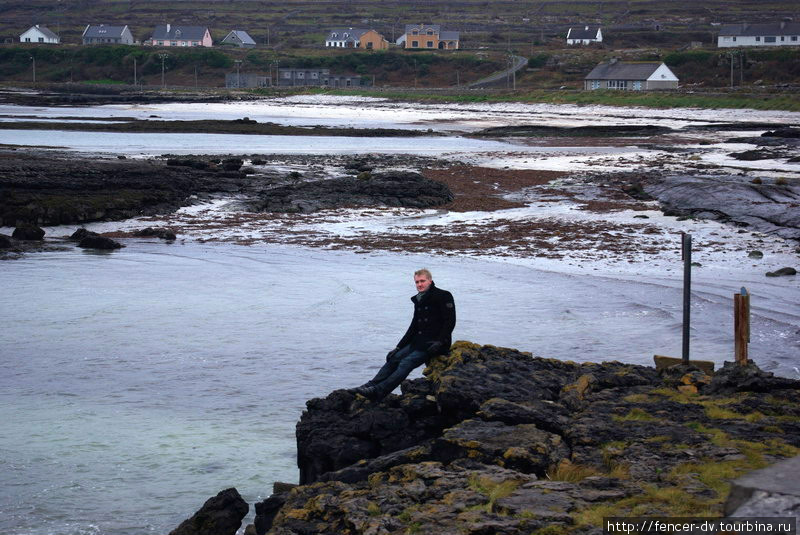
left=414, top=268, right=432, bottom=280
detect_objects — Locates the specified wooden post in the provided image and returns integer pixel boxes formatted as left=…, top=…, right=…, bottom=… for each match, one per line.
left=734, top=287, right=750, bottom=365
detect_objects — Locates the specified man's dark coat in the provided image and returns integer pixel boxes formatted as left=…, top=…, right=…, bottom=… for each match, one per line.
left=396, top=282, right=456, bottom=355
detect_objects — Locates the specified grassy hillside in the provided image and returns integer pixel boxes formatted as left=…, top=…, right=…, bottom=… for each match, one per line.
left=1, top=0, right=799, bottom=90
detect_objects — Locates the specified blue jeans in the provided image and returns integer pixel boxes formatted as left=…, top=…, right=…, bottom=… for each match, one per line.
left=368, top=345, right=428, bottom=396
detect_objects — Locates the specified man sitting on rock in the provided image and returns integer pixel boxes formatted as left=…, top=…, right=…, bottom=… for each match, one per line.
left=351, top=269, right=456, bottom=401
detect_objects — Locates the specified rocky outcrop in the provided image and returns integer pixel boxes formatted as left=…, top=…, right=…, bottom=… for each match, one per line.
left=249, top=172, right=454, bottom=213
left=253, top=342, right=800, bottom=535
left=169, top=488, right=249, bottom=535
left=643, top=175, right=800, bottom=240
left=134, top=227, right=177, bottom=241
left=77, top=235, right=124, bottom=250
left=12, top=224, right=45, bottom=240
left=766, top=267, right=796, bottom=277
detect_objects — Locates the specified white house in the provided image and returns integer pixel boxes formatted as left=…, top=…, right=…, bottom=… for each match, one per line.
left=20, top=24, right=59, bottom=44
left=222, top=30, right=256, bottom=48
left=718, top=22, right=800, bottom=48
left=584, top=60, right=678, bottom=90
left=567, top=25, right=602, bottom=45
left=325, top=28, right=368, bottom=48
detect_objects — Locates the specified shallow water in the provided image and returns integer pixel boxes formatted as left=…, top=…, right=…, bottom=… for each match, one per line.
left=1, top=241, right=798, bottom=535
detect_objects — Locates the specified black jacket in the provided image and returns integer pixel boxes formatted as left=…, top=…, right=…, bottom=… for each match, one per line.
left=397, top=282, right=456, bottom=355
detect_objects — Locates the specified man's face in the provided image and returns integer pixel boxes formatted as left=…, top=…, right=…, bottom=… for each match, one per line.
left=414, top=274, right=432, bottom=293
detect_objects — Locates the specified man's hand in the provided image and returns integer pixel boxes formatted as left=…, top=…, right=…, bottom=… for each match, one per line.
left=426, top=341, right=443, bottom=354
left=386, top=347, right=399, bottom=361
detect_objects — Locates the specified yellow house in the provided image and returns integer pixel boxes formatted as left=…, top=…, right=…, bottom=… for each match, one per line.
left=359, top=29, right=389, bottom=50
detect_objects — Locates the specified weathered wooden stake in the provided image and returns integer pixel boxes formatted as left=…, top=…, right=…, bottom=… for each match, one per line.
left=734, top=287, right=750, bottom=366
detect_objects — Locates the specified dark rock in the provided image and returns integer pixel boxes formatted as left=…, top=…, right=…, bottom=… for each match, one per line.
left=250, top=171, right=453, bottom=213
left=222, top=158, right=244, bottom=171
left=706, top=361, right=800, bottom=395
left=134, top=227, right=177, bottom=241
left=69, top=228, right=99, bottom=241
left=748, top=250, right=764, bottom=259
left=762, top=128, right=800, bottom=138
left=169, top=488, right=248, bottom=535
left=766, top=267, right=796, bottom=277
left=265, top=343, right=800, bottom=535
left=0, top=233, right=12, bottom=248
left=12, top=223, right=45, bottom=240
left=78, top=235, right=124, bottom=250
left=644, top=175, right=800, bottom=240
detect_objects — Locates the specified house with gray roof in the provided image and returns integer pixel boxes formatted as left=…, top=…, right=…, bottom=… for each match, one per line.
left=222, top=30, right=256, bottom=48
left=82, top=24, right=134, bottom=45
left=718, top=22, right=800, bottom=47
left=145, top=25, right=212, bottom=47
left=397, top=23, right=459, bottom=50
left=20, top=24, right=59, bottom=44
left=325, top=28, right=368, bottom=48
left=567, top=25, right=602, bottom=45
left=584, top=59, right=678, bottom=90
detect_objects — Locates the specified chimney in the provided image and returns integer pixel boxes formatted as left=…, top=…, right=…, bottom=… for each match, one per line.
left=585, top=25, right=589, bottom=30
left=166, top=23, right=171, bottom=33
left=609, top=57, right=618, bottom=64
left=781, top=21, right=786, bottom=29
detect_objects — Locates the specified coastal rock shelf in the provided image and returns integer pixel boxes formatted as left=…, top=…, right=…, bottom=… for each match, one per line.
left=246, top=342, right=799, bottom=535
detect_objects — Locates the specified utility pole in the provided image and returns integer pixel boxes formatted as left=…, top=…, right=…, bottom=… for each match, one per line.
left=235, top=59, right=242, bottom=88
left=681, top=232, right=692, bottom=364
left=730, top=52, right=735, bottom=88
left=194, top=65, right=198, bottom=88
left=133, top=56, right=137, bottom=86
left=158, top=53, right=168, bottom=88
left=30, top=56, right=36, bottom=83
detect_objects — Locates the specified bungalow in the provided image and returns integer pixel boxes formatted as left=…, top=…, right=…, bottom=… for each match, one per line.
left=277, top=68, right=368, bottom=88
left=584, top=60, right=678, bottom=90
left=222, top=30, right=256, bottom=48
left=397, top=24, right=459, bottom=50
left=358, top=30, right=389, bottom=50
left=325, top=28, right=368, bottom=48
left=20, top=25, right=59, bottom=44
left=567, top=25, right=602, bottom=45
left=82, top=24, right=134, bottom=45
left=717, top=22, right=800, bottom=47
left=145, top=25, right=212, bottom=47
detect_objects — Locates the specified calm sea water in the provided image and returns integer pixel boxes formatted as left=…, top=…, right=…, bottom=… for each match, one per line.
left=1, top=241, right=798, bottom=535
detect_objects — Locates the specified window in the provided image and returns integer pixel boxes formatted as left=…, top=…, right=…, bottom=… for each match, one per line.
left=765, top=36, right=776, bottom=43
left=792, top=36, right=798, bottom=41
left=283, top=72, right=291, bottom=78
left=366, top=41, right=373, bottom=49
left=411, top=40, right=419, bottom=47
left=38, top=37, right=44, bottom=42
left=171, top=41, right=177, bottom=46
left=24, top=37, right=31, bottom=42
left=733, top=37, right=737, bottom=42
left=756, top=36, right=761, bottom=41
left=427, top=29, right=433, bottom=35
left=181, top=41, right=186, bottom=46
left=632, top=81, right=642, bottom=90
left=297, top=72, right=304, bottom=78
left=427, top=41, right=433, bottom=47
left=619, top=80, right=628, bottom=89
left=311, top=72, right=318, bottom=78
left=780, top=36, right=785, bottom=41
left=412, top=30, right=418, bottom=35
left=346, top=79, right=351, bottom=87
left=590, top=80, right=600, bottom=89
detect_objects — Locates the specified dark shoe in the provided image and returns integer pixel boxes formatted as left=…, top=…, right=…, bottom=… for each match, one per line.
left=357, top=385, right=385, bottom=401
left=347, top=381, right=375, bottom=394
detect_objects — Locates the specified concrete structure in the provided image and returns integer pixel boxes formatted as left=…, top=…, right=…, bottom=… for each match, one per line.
left=20, top=25, right=59, bottom=44
left=397, top=24, right=459, bottom=50
left=584, top=60, right=678, bottom=90
left=277, top=68, right=368, bottom=88
left=225, top=73, right=270, bottom=88
left=221, top=30, right=256, bottom=48
left=718, top=22, right=800, bottom=47
left=567, top=25, right=602, bottom=45
left=145, top=25, right=212, bottom=47
left=325, top=28, right=367, bottom=48
left=82, top=24, right=134, bottom=45
left=725, top=455, right=800, bottom=520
